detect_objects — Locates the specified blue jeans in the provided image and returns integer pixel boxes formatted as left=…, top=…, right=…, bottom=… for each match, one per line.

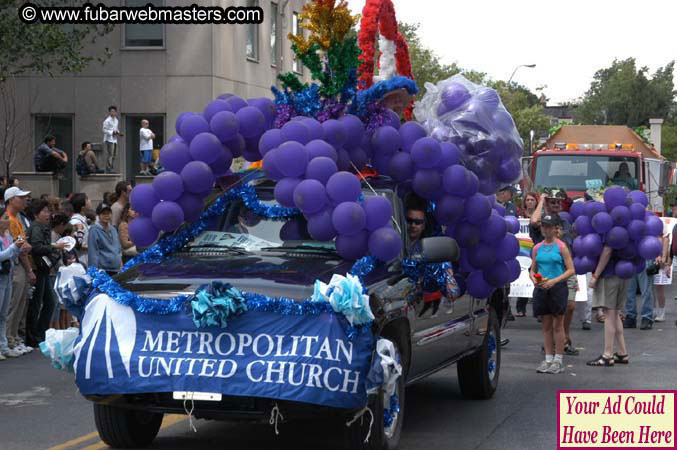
left=0, top=274, right=12, bottom=352
left=625, top=268, right=654, bottom=322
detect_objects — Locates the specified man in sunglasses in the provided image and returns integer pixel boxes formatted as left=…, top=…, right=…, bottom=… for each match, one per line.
left=530, top=188, right=579, bottom=356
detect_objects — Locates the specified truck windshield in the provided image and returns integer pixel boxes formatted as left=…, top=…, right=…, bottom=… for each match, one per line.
left=533, top=154, right=639, bottom=191
left=182, top=187, right=335, bottom=253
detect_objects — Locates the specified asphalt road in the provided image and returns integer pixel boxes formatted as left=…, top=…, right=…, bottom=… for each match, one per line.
left=2, top=290, right=676, bottom=450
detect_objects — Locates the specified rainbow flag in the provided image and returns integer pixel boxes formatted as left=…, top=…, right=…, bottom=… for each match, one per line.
left=518, top=237, right=533, bottom=258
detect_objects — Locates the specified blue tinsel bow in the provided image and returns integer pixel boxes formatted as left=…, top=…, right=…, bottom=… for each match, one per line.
left=191, top=282, right=248, bottom=329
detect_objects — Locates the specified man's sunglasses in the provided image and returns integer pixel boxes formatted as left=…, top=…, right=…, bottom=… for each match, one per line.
left=406, top=217, right=425, bottom=225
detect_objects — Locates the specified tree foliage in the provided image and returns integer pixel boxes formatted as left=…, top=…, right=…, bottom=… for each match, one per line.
left=574, top=58, right=676, bottom=127
left=0, top=0, right=113, bottom=80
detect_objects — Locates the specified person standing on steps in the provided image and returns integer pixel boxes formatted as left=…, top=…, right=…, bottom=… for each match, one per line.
left=102, top=106, right=123, bottom=173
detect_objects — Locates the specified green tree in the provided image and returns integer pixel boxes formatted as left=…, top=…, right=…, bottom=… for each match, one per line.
left=661, top=123, right=677, bottom=162
left=575, top=58, right=676, bottom=127
left=0, top=1, right=113, bottom=80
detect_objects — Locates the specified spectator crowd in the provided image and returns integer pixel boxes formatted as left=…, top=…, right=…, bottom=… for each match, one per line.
left=0, top=178, right=135, bottom=361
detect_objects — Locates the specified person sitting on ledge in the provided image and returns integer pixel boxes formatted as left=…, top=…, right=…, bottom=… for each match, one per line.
left=34, top=135, right=68, bottom=175
left=76, top=141, right=104, bottom=176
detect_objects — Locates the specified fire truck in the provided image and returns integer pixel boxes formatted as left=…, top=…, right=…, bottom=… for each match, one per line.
left=522, top=142, right=674, bottom=212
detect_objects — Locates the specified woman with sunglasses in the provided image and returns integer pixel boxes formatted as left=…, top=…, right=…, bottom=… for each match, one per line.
left=530, top=214, right=575, bottom=374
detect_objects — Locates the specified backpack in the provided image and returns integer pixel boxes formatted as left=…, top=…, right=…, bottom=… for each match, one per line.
left=76, top=153, right=90, bottom=176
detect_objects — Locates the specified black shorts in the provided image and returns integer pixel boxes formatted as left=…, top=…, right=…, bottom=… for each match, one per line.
left=532, top=281, right=568, bottom=317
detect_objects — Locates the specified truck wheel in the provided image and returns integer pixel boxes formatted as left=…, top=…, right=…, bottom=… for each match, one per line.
left=345, top=339, right=404, bottom=450
left=93, top=403, right=163, bottom=448
left=457, top=306, right=500, bottom=399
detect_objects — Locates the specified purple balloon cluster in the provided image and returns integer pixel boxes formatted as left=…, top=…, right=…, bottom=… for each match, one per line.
left=570, top=187, right=663, bottom=279
left=413, top=75, right=524, bottom=195
left=262, top=114, right=402, bottom=261
left=128, top=94, right=276, bottom=247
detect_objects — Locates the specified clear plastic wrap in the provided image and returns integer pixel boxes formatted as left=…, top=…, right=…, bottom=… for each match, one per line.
left=414, top=74, right=524, bottom=194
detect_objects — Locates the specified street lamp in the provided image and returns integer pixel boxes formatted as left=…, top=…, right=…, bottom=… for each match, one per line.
left=508, top=64, right=536, bottom=85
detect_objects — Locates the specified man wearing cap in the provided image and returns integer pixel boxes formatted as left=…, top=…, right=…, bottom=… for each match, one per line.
left=88, top=203, right=122, bottom=276
left=2, top=187, right=36, bottom=355
left=497, top=186, right=518, bottom=218
left=530, top=188, right=579, bottom=356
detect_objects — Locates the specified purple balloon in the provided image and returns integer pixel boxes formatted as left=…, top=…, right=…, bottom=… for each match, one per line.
left=570, top=201, right=585, bottom=219
left=293, top=179, right=327, bottom=215
left=465, top=193, right=492, bottom=225
left=175, top=112, right=196, bottom=135
left=258, top=129, right=282, bottom=156
left=467, top=270, right=493, bottom=298
left=438, top=142, right=461, bottom=168
left=159, top=142, right=192, bottom=173
left=363, top=196, right=393, bottom=231
left=412, top=169, right=442, bottom=200
left=461, top=171, right=480, bottom=198
left=481, top=215, right=508, bottom=243
left=584, top=201, right=605, bottom=217
left=574, top=215, right=593, bottom=236
left=336, top=148, right=351, bottom=171
left=580, top=256, right=598, bottom=274
left=208, top=145, right=234, bottom=176
left=305, top=156, right=338, bottom=185
left=336, top=230, right=369, bottom=260
left=455, top=221, right=481, bottom=248
left=497, top=158, right=521, bottom=183
left=306, top=139, right=337, bottom=162
left=276, top=141, right=308, bottom=178
left=130, top=184, right=159, bottom=217
left=603, top=186, right=628, bottom=210
left=644, top=215, right=663, bottom=237
left=247, top=97, right=276, bottom=127
left=180, top=161, right=215, bottom=194
left=203, top=99, right=232, bottom=122
left=326, top=172, right=361, bottom=204
left=435, top=195, right=465, bottom=225
left=439, top=82, right=471, bottom=116
left=176, top=192, right=203, bottom=222
left=615, top=260, right=635, bottom=279
left=339, top=114, right=366, bottom=145
left=371, top=155, right=391, bottom=176
left=235, top=106, right=266, bottom=138
left=627, top=220, right=646, bottom=240
left=496, top=234, right=519, bottom=261
left=368, top=227, right=402, bottom=261
left=152, top=171, right=184, bottom=202
left=398, top=121, right=427, bottom=153
left=610, top=205, right=631, bottom=227
left=442, top=165, right=469, bottom=196
left=242, top=148, right=262, bottom=163
left=507, top=258, right=521, bottom=282
left=384, top=109, right=401, bottom=129
left=629, top=202, right=646, bottom=220
left=349, top=147, right=368, bottom=169
left=188, top=132, right=222, bottom=164
left=168, top=135, right=185, bottom=144
left=477, top=88, right=500, bottom=111
left=280, top=120, right=310, bottom=144
left=263, top=149, right=284, bottom=181
left=591, top=212, right=613, bottom=234
left=209, top=111, right=239, bottom=143
left=411, top=137, right=442, bottom=169
left=179, top=114, right=210, bottom=144
left=371, top=126, right=402, bottom=157
left=606, top=226, right=629, bottom=250
left=307, top=208, right=337, bottom=241
left=274, top=177, right=301, bottom=208
left=483, top=261, right=511, bottom=287
left=217, top=93, right=233, bottom=100
left=504, top=215, right=520, bottom=234
left=332, top=202, right=366, bottom=236
left=638, top=236, right=662, bottom=259
left=387, top=152, right=414, bottom=182
left=573, top=236, right=584, bottom=256
left=151, top=201, right=184, bottom=232
left=582, top=233, right=603, bottom=257
left=493, top=203, right=506, bottom=217
left=128, top=217, right=160, bottom=247
left=321, top=119, right=347, bottom=148
left=223, top=134, right=245, bottom=158
left=628, top=190, right=648, bottom=207
left=224, top=96, right=248, bottom=113
left=559, top=211, right=572, bottom=224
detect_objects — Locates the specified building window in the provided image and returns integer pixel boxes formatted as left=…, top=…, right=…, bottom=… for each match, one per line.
left=246, top=0, right=259, bottom=61
left=292, top=12, right=302, bottom=74
left=270, top=2, right=278, bottom=66
left=34, top=115, right=73, bottom=195
left=124, top=115, right=164, bottom=179
left=124, top=0, right=164, bottom=48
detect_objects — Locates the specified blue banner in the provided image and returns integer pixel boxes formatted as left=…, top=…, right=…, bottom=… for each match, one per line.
left=73, top=294, right=374, bottom=409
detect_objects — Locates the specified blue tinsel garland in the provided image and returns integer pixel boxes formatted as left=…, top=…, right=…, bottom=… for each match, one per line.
left=402, top=258, right=452, bottom=295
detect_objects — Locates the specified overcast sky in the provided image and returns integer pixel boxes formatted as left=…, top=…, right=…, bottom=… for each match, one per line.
left=348, top=0, right=677, bottom=105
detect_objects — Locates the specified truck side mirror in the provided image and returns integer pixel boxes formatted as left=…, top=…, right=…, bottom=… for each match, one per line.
left=420, top=236, right=460, bottom=263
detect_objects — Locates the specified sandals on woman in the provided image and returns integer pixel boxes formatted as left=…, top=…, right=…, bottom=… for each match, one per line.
left=596, top=314, right=605, bottom=323
left=613, top=353, right=630, bottom=364
left=586, top=355, right=614, bottom=367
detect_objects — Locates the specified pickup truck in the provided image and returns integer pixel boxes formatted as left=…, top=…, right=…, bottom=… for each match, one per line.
left=82, top=174, right=503, bottom=450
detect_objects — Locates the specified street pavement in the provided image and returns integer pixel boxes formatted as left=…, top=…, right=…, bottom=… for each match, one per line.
left=1, top=289, right=676, bottom=450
